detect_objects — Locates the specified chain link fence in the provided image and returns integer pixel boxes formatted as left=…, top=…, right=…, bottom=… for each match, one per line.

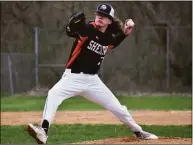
left=37, top=26, right=191, bottom=94
left=1, top=53, right=35, bottom=95
left=1, top=26, right=191, bottom=95
left=103, top=26, right=192, bottom=94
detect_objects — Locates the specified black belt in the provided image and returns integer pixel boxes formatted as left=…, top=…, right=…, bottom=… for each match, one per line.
left=71, top=69, right=96, bottom=75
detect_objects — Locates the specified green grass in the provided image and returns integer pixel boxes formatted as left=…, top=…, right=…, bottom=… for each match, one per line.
left=0, top=124, right=191, bottom=144
left=1, top=96, right=192, bottom=111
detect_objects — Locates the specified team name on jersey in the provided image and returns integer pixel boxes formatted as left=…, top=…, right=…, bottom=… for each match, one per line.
left=87, top=40, right=108, bottom=55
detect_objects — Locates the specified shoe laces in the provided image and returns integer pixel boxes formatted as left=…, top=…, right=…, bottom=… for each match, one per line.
left=34, top=126, right=46, bottom=134
left=141, top=131, right=151, bottom=137
left=135, top=131, right=151, bottom=139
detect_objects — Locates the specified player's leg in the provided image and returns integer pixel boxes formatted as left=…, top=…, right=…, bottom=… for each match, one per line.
left=83, top=75, right=158, bottom=140
left=41, top=75, right=75, bottom=131
left=27, top=72, right=85, bottom=144
left=83, top=76, right=142, bottom=132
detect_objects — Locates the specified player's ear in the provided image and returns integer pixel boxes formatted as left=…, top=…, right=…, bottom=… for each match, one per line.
left=108, top=19, right=112, bottom=25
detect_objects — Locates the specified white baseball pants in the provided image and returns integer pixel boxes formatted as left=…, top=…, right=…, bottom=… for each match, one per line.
left=42, top=69, right=142, bottom=132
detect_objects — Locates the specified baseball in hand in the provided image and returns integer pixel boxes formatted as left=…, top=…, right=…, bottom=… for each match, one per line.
left=126, top=19, right=135, bottom=27
left=124, top=19, right=135, bottom=35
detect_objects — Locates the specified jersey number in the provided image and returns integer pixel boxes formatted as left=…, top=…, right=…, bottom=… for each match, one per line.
left=97, top=57, right=104, bottom=65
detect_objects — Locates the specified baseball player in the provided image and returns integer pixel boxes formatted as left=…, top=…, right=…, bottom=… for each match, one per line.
left=26, top=4, right=158, bottom=144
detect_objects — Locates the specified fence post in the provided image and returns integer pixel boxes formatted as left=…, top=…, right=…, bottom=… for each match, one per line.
left=35, top=27, right=39, bottom=87
left=8, top=55, right=14, bottom=95
left=166, top=27, right=170, bottom=90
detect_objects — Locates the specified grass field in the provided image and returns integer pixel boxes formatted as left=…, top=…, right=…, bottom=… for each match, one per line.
left=1, top=95, right=192, bottom=111
left=1, top=95, right=192, bottom=144
left=1, top=124, right=192, bottom=144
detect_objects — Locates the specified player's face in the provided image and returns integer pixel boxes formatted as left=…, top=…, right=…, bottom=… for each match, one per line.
left=95, top=12, right=112, bottom=27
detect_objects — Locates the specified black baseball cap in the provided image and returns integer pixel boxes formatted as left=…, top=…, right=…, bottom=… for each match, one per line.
left=95, top=4, right=115, bottom=20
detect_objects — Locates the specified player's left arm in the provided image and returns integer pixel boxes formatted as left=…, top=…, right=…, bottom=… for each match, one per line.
left=66, top=12, right=87, bottom=38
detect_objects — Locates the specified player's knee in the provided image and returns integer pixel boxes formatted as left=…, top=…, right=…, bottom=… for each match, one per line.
left=110, top=105, right=129, bottom=116
left=120, top=106, right=131, bottom=117
left=119, top=105, right=129, bottom=115
left=47, top=89, right=53, bottom=98
left=47, top=87, right=57, bottom=98
left=114, top=105, right=133, bottom=121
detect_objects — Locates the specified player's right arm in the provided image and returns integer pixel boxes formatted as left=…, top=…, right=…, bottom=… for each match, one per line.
left=107, top=18, right=135, bottom=49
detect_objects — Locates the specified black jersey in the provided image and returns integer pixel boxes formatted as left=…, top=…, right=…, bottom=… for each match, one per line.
left=65, top=21, right=127, bottom=74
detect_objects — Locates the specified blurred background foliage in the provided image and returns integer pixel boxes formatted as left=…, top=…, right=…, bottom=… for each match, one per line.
left=1, top=1, right=192, bottom=94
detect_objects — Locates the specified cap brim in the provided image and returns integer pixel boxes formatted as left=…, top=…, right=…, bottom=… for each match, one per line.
left=95, top=10, right=114, bottom=20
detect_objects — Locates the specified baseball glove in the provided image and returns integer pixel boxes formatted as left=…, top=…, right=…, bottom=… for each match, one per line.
left=68, top=11, right=86, bottom=32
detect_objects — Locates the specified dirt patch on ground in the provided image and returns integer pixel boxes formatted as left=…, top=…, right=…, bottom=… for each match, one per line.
left=75, top=136, right=192, bottom=144
left=1, top=110, right=192, bottom=144
left=1, top=110, right=191, bottom=125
